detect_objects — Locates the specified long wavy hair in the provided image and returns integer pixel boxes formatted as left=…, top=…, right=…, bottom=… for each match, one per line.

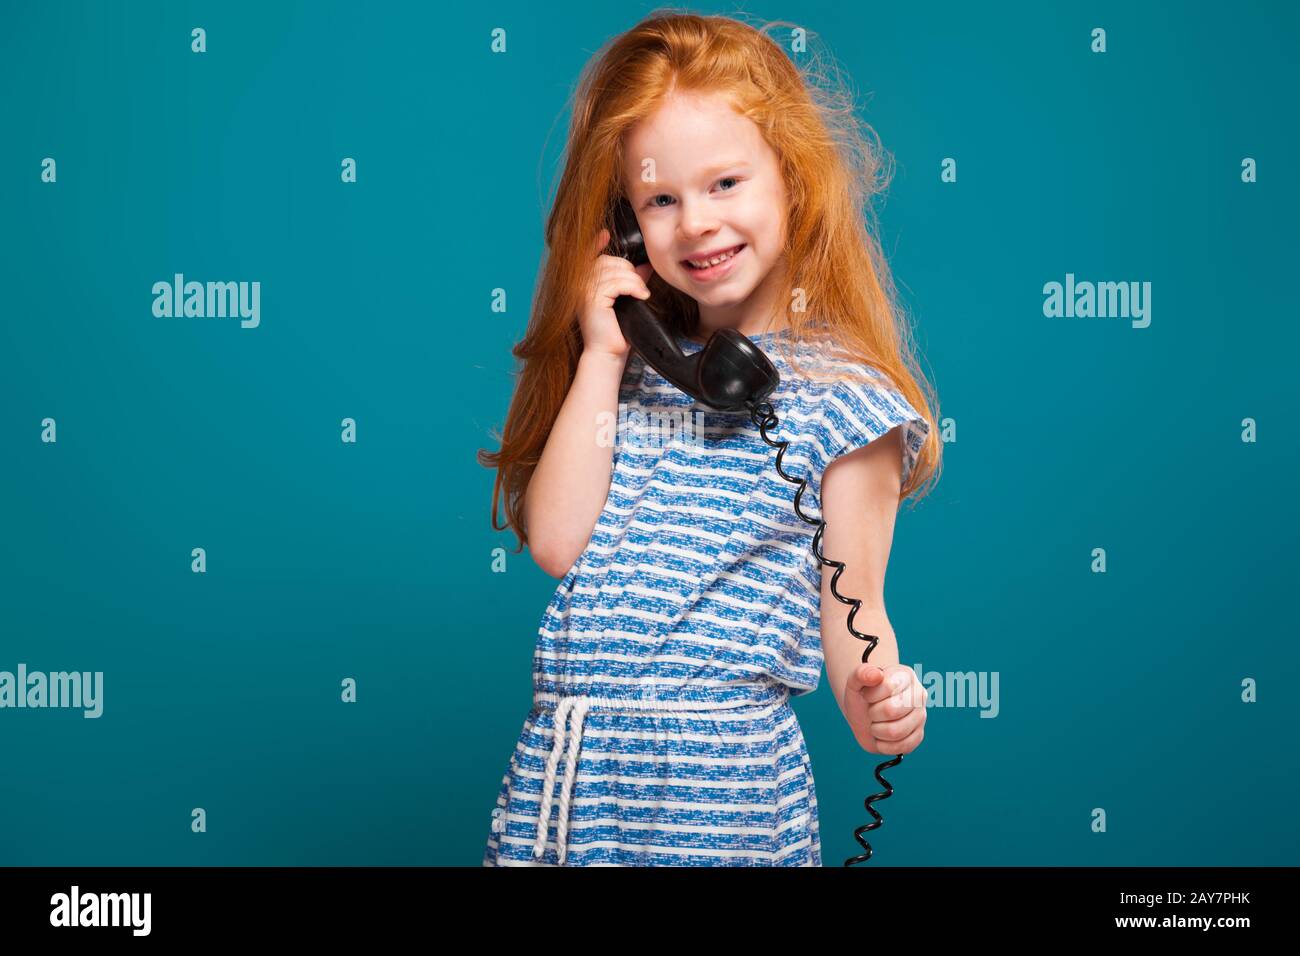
left=480, top=10, right=942, bottom=553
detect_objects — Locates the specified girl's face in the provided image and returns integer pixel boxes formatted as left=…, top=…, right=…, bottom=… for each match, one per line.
left=622, top=90, right=788, bottom=331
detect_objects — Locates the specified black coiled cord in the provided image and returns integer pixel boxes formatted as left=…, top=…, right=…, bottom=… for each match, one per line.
left=747, top=398, right=902, bottom=867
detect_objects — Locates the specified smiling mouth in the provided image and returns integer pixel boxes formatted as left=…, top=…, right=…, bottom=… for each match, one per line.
left=682, top=244, right=746, bottom=269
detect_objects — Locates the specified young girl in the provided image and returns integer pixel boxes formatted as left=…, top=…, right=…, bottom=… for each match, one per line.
left=479, top=12, right=940, bottom=866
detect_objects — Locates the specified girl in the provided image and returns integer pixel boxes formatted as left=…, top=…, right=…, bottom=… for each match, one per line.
left=479, top=12, right=941, bottom=866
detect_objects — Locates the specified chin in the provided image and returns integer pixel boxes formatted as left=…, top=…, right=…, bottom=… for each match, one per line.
left=694, top=287, right=751, bottom=307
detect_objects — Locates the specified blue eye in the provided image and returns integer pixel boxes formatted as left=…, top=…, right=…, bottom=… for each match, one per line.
left=643, top=176, right=742, bottom=209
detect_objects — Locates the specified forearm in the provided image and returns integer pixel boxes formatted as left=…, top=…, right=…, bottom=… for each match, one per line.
left=815, top=430, right=909, bottom=729
left=524, top=349, right=629, bottom=575
left=823, top=601, right=900, bottom=718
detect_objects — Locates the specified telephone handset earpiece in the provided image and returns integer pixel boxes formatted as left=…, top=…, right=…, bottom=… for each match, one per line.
left=602, top=193, right=903, bottom=867
left=606, top=196, right=779, bottom=411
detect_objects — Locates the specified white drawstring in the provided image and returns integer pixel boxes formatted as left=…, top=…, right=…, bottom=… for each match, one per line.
left=528, top=688, right=790, bottom=865
left=532, top=696, right=591, bottom=864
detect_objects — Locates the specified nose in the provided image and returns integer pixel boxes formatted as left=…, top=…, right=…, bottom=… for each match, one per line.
left=677, top=197, right=720, bottom=244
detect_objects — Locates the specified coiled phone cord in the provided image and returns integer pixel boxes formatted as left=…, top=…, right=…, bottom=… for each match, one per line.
left=747, top=398, right=901, bottom=867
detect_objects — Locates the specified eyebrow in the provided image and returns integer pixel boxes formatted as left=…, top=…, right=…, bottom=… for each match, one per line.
left=634, top=159, right=751, bottom=193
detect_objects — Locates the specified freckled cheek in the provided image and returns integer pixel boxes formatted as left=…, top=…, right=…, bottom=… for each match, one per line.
left=745, top=233, right=773, bottom=266
left=739, top=214, right=780, bottom=260
left=645, top=238, right=677, bottom=272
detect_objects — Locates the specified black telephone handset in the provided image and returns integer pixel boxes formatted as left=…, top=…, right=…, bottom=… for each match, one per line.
left=605, top=195, right=907, bottom=867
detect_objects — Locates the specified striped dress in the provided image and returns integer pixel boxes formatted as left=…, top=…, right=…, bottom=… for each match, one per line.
left=483, top=327, right=929, bottom=866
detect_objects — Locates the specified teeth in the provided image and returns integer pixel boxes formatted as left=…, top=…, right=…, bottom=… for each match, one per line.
left=687, top=246, right=741, bottom=268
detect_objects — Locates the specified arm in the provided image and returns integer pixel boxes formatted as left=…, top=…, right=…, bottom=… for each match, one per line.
left=819, top=426, right=905, bottom=719
left=524, top=349, right=629, bottom=578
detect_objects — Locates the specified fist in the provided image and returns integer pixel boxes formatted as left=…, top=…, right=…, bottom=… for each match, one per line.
left=842, top=663, right=927, bottom=756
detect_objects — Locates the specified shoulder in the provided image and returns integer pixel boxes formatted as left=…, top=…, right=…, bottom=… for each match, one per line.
left=783, top=335, right=898, bottom=409
left=781, top=337, right=929, bottom=483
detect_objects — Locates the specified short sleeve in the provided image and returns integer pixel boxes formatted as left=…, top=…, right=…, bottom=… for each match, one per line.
left=788, top=370, right=930, bottom=515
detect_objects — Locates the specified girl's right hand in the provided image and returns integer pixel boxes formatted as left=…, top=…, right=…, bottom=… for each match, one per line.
left=578, top=227, right=655, bottom=361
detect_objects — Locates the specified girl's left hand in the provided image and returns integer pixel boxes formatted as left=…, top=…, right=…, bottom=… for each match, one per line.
left=842, top=663, right=927, bottom=756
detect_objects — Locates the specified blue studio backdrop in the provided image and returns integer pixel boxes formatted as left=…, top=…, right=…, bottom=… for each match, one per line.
left=1, top=0, right=1297, bottom=866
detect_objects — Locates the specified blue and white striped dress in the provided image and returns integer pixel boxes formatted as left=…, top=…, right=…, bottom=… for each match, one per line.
left=483, top=327, right=929, bottom=866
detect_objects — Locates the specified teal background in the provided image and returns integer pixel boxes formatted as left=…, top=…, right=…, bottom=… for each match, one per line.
left=1, top=0, right=1296, bottom=866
